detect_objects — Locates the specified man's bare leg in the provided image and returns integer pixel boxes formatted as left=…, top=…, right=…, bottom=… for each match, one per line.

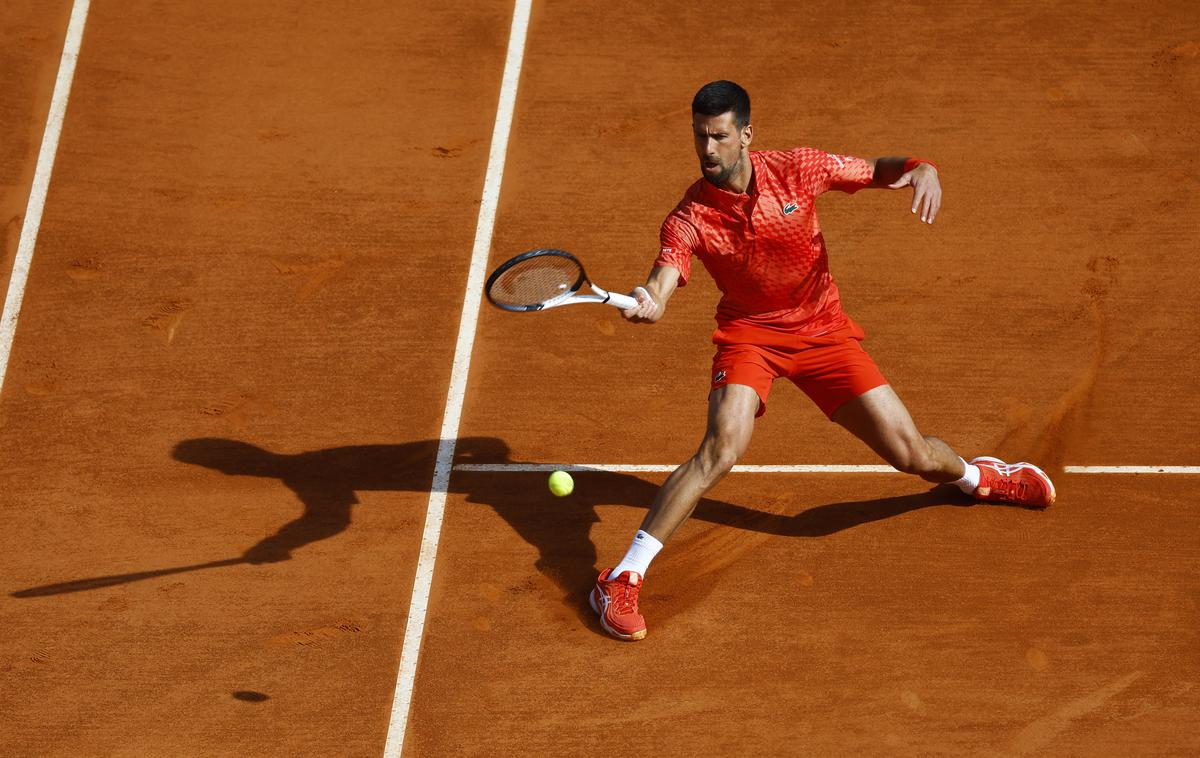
left=638, top=383, right=760, bottom=542
left=831, top=383, right=1057, bottom=509
left=592, top=384, right=759, bottom=640
left=831, top=385, right=965, bottom=482
left=608, top=383, right=758, bottom=579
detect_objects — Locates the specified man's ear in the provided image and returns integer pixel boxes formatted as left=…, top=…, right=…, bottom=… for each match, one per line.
left=741, top=123, right=754, bottom=147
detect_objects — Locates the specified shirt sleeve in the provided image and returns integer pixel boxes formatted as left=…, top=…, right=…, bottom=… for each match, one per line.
left=654, top=214, right=698, bottom=287
left=791, top=147, right=874, bottom=196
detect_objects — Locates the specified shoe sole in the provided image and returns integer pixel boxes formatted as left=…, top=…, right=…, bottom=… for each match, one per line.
left=589, top=585, right=647, bottom=641
left=970, top=457, right=1057, bottom=506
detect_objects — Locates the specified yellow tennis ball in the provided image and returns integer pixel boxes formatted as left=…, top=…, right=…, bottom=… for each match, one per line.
left=548, top=470, right=574, bottom=496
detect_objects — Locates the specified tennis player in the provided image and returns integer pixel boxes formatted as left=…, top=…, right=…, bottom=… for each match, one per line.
left=590, top=80, right=1056, bottom=641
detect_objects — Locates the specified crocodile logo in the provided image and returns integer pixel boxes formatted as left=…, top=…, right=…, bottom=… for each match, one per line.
left=782, top=202, right=799, bottom=216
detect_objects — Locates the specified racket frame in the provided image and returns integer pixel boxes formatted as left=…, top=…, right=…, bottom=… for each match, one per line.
left=485, top=248, right=638, bottom=311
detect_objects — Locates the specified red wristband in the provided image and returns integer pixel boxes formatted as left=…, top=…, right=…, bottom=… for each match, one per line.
left=903, top=157, right=938, bottom=173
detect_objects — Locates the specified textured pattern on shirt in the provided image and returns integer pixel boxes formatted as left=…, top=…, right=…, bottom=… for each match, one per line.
left=655, top=147, right=873, bottom=336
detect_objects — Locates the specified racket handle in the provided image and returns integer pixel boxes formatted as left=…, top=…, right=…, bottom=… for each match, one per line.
left=605, top=291, right=638, bottom=310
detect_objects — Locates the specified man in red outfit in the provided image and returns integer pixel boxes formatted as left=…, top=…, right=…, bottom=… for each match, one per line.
left=589, top=80, right=1055, bottom=642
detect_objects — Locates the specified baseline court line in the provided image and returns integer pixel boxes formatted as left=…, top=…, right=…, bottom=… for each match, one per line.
left=0, top=0, right=91, bottom=397
left=1062, top=466, right=1200, bottom=474
left=381, top=1, right=532, bottom=756
left=454, top=463, right=1200, bottom=474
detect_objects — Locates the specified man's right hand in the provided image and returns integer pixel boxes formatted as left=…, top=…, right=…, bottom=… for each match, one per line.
left=621, top=264, right=679, bottom=324
left=621, top=286, right=658, bottom=323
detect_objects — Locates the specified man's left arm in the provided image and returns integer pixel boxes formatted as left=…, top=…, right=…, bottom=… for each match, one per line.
left=868, top=156, right=941, bottom=224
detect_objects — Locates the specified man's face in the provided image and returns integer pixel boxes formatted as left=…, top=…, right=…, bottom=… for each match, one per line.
left=693, top=111, right=751, bottom=185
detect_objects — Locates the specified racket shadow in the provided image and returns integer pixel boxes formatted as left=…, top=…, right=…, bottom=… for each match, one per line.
left=9, top=437, right=462, bottom=599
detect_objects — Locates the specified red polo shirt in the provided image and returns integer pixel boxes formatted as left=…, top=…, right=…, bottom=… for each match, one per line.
left=655, top=147, right=874, bottom=346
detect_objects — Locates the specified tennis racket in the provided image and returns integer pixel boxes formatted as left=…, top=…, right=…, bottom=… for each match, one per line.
left=485, top=248, right=642, bottom=312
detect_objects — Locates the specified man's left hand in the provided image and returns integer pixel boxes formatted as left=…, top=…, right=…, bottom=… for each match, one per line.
left=888, top=164, right=941, bottom=224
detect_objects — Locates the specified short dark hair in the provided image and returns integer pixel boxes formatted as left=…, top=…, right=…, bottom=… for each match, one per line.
left=691, top=80, right=751, bottom=129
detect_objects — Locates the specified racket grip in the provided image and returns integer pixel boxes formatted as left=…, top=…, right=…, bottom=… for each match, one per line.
left=605, top=291, right=638, bottom=310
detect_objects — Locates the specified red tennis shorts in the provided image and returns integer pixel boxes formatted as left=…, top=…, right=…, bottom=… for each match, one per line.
left=710, top=317, right=888, bottom=419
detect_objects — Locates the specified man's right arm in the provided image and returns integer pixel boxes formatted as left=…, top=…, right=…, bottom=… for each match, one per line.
left=621, top=264, right=680, bottom=324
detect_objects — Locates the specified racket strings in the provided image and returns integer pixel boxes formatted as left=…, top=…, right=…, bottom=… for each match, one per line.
left=488, top=254, right=584, bottom=307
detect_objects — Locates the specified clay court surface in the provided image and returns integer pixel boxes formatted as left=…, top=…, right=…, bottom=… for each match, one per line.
left=2, top=1, right=1198, bottom=755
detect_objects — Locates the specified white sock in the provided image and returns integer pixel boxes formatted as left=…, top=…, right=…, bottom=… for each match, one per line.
left=611, top=530, right=663, bottom=578
left=952, top=458, right=981, bottom=493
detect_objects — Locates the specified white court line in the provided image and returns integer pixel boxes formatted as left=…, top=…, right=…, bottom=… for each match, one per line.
left=1063, top=466, right=1200, bottom=474
left=0, top=0, right=91, bottom=397
left=455, top=463, right=1200, bottom=474
left=456, top=463, right=900, bottom=473
left=381, top=1, right=532, bottom=756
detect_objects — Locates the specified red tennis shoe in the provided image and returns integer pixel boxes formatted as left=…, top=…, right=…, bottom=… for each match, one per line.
left=590, top=568, right=647, bottom=641
left=969, top=456, right=1056, bottom=507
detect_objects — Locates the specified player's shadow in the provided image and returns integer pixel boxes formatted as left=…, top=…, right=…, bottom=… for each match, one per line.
left=465, top=470, right=975, bottom=628
left=8, top=437, right=458, bottom=598
left=11, top=437, right=975, bottom=631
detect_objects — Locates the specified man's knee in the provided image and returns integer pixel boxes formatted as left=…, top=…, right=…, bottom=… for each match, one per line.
left=888, top=436, right=939, bottom=476
left=695, top=436, right=742, bottom=480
